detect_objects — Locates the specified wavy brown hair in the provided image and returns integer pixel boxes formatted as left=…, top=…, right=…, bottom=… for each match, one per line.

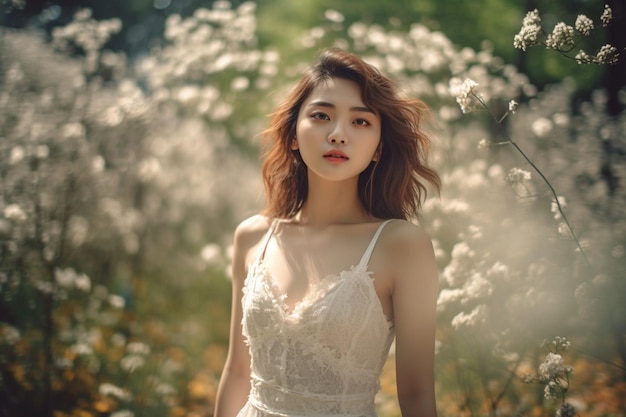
left=261, top=47, right=440, bottom=220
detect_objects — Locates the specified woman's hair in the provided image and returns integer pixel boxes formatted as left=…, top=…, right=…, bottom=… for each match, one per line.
left=260, top=47, right=440, bottom=220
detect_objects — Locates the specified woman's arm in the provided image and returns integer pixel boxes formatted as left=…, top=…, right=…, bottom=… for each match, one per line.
left=214, top=217, right=268, bottom=416
left=390, top=222, right=439, bottom=417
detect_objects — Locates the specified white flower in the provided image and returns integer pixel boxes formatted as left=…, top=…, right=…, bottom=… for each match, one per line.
left=556, top=403, right=577, bottom=417
left=575, top=50, right=593, bottom=64
left=0, top=324, right=21, bottom=345
left=126, top=341, right=151, bottom=355
left=200, top=243, right=222, bottom=266
left=70, top=343, right=93, bottom=356
left=538, top=352, right=572, bottom=379
left=506, top=168, right=532, bottom=183
left=551, top=196, right=567, bottom=220
left=74, top=273, right=91, bottom=292
left=545, top=22, right=575, bottom=50
left=324, top=9, right=344, bottom=23
left=55, top=268, right=76, bottom=288
left=544, top=381, right=558, bottom=400
left=514, top=9, right=542, bottom=51
left=508, top=100, right=519, bottom=113
left=99, top=383, right=132, bottom=401
left=449, top=78, right=481, bottom=113
left=9, top=146, right=25, bottom=164
left=594, top=44, right=619, bottom=65
left=3, top=204, right=27, bottom=223
left=531, top=117, right=553, bottom=137
left=451, top=304, right=488, bottom=329
left=575, top=15, right=594, bottom=36
left=108, top=294, right=125, bottom=309
left=120, top=354, right=146, bottom=372
left=600, top=5, right=612, bottom=27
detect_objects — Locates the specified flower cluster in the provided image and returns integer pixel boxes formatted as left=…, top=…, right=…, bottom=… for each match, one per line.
left=514, top=5, right=620, bottom=65
left=575, top=15, right=594, bottom=36
left=600, top=4, right=613, bottom=27
left=594, top=44, right=619, bottom=65
left=522, top=337, right=575, bottom=408
left=513, top=9, right=542, bottom=51
left=545, top=22, right=575, bottom=50
left=449, top=78, right=481, bottom=113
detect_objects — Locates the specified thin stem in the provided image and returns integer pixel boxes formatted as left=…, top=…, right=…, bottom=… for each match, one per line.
left=471, top=92, right=591, bottom=267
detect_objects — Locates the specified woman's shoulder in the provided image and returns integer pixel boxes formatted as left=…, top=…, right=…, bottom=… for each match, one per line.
left=380, top=219, right=433, bottom=255
left=233, top=214, right=273, bottom=249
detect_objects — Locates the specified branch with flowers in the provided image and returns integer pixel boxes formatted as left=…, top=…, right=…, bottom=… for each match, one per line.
left=449, top=77, right=591, bottom=267
left=522, top=337, right=577, bottom=417
left=513, top=4, right=623, bottom=65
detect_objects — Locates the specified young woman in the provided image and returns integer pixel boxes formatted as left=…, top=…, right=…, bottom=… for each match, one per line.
left=214, top=48, right=440, bottom=417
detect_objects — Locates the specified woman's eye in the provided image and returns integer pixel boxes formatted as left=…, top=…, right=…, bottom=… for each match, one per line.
left=354, top=118, right=370, bottom=126
left=311, top=112, right=330, bottom=120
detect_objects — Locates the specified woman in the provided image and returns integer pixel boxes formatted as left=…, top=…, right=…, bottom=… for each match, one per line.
left=215, top=48, right=440, bottom=417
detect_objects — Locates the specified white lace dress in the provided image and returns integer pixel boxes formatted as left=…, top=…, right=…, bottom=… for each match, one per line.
left=237, top=220, right=395, bottom=417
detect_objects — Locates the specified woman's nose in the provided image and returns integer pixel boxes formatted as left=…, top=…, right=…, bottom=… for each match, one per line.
left=328, top=123, right=348, bottom=144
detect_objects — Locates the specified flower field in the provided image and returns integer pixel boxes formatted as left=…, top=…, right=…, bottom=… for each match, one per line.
left=1, top=2, right=625, bottom=416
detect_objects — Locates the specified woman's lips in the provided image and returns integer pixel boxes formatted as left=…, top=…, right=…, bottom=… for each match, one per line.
left=323, top=150, right=349, bottom=162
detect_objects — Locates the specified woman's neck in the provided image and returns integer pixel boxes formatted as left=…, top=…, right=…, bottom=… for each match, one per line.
left=295, top=176, right=372, bottom=226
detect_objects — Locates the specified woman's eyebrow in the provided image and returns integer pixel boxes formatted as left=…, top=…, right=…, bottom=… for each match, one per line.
left=308, top=100, right=375, bottom=114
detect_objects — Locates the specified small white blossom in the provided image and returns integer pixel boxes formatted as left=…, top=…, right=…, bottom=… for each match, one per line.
left=514, top=9, right=542, bottom=51
left=556, top=403, right=577, bottom=417
left=9, top=146, right=25, bottom=165
left=575, top=14, right=594, bottom=36
left=324, top=9, right=344, bottom=23
left=551, top=196, right=567, bottom=220
left=552, top=336, right=571, bottom=351
left=74, top=273, right=91, bottom=292
left=506, top=168, right=532, bottom=183
left=70, top=343, right=93, bottom=356
left=594, top=44, right=619, bottom=65
left=600, top=5, right=613, bottom=27
left=449, top=78, right=481, bottom=113
left=120, top=354, right=146, bottom=372
left=532, top=117, right=553, bottom=137
left=544, top=381, right=558, bottom=400
left=99, top=383, right=132, bottom=401
left=508, top=100, right=519, bottom=113
left=575, top=50, right=593, bottom=64
left=451, top=304, right=488, bottom=329
left=0, top=324, right=21, bottom=345
left=3, top=204, right=27, bottom=223
left=539, top=352, right=572, bottom=380
left=545, top=22, right=575, bottom=50
left=126, top=341, right=151, bottom=355
left=108, top=294, right=125, bottom=309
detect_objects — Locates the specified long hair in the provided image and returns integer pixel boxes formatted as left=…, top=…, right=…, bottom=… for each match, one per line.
left=260, top=47, right=440, bottom=220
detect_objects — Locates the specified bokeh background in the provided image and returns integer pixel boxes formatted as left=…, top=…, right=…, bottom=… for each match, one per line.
left=1, top=1, right=625, bottom=416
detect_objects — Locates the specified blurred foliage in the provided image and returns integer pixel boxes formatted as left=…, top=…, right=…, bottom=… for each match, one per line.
left=1, top=0, right=611, bottom=92
left=1, top=1, right=625, bottom=417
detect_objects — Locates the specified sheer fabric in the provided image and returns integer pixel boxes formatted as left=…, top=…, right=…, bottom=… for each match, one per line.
left=238, top=220, right=395, bottom=417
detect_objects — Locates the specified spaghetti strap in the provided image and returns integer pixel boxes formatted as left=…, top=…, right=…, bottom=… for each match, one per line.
left=255, top=219, right=278, bottom=263
left=357, top=220, right=393, bottom=268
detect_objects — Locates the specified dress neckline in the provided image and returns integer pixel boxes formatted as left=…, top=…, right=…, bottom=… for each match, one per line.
left=255, top=219, right=393, bottom=269
left=250, top=219, right=394, bottom=324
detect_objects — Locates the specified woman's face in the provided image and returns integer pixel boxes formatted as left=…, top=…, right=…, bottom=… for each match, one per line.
left=294, top=77, right=381, bottom=184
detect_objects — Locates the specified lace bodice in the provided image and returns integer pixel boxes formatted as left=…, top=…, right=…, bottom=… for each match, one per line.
left=238, top=220, right=395, bottom=417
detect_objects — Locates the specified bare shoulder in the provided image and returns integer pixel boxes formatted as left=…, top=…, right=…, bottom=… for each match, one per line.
left=378, top=220, right=437, bottom=286
left=234, top=214, right=272, bottom=246
left=380, top=219, right=434, bottom=253
left=231, top=215, right=273, bottom=278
